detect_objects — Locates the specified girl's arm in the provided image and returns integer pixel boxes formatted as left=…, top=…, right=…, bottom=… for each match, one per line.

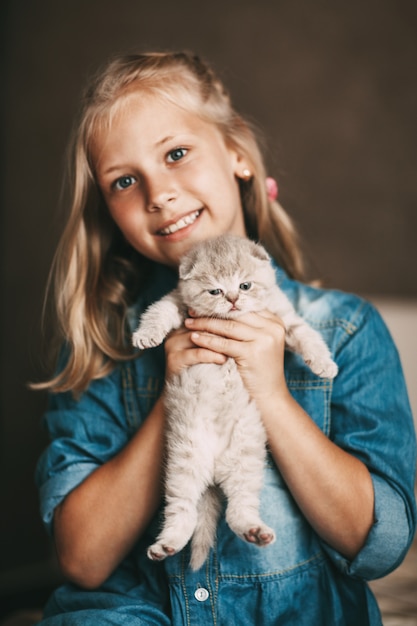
left=52, top=327, right=227, bottom=590
left=53, top=396, right=166, bottom=589
left=258, top=389, right=374, bottom=559
left=184, top=312, right=375, bottom=560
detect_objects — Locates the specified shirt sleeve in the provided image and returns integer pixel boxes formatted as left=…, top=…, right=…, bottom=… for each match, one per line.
left=323, top=300, right=416, bottom=580
left=35, top=365, right=131, bottom=535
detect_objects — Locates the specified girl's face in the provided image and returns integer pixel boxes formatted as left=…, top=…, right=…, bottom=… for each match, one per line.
left=93, top=95, right=249, bottom=267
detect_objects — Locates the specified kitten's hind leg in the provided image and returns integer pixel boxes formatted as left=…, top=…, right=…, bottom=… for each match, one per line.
left=215, top=406, right=275, bottom=548
left=148, top=483, right=204, bottom=562
left=147, top=462, right=212, bottom=562
left=147, top=406, right=216, bottom=563
left=222, top=481, right=275, bottom=548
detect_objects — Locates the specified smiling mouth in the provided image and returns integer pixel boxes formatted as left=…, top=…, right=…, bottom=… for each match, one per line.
left=158, top=209, right=201, bottom=235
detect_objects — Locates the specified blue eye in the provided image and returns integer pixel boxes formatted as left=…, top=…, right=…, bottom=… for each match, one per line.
left=114, top=175, right=136, bottom=190
left=167, top=147, right=187, bottom=163
left=208, top=289, right=223, bottom=296
left=239, top=282, right=252, bottom=291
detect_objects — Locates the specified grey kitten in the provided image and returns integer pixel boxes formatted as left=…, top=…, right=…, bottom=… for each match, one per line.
left=133, top=234, right=338, bottom=570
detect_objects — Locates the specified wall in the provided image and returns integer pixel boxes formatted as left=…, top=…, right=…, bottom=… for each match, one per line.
left=1, top=0, right=416, bottom=603
left=370, top=299, right=417, bottom=429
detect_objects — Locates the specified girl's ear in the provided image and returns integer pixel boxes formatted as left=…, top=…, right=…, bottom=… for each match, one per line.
left=229, top=150, right=252, bottom=181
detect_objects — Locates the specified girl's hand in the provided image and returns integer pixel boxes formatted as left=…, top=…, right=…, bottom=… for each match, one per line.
left=164, top=325, right=227, bottom=380
left=184, top=311, right=288, bottom=402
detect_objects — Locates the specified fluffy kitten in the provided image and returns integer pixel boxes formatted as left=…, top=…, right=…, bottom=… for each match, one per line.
left=132, top=234, right=338, bottom=570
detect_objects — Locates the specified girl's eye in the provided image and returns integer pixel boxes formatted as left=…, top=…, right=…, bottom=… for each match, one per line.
left=239, top=282, right=252, bottom=291
left=167, top=147, right=188, bottom=163
left=114, top=175, right=136, bottom=191
left=208, top=289, right=223, bottom=296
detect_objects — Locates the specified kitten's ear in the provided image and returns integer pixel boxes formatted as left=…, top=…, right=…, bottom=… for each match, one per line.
left=250, top=240, right=271, bottom=262
left=179, top=252, right=197, bottom=280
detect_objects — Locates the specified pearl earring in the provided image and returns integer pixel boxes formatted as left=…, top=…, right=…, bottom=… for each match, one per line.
left=242, top=168, right=252, bottom=180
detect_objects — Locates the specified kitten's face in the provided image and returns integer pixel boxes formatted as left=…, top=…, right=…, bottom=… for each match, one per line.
left=178, top=236, right=276, bottom=318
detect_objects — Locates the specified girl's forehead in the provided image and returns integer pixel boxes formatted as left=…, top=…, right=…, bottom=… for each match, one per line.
left=89, top=92, right=226, bottom=167
left=92, top=92, right=220, bottom=148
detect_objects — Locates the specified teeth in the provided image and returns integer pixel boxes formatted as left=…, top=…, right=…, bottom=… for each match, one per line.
left=159, top=210, right=200, bottom=235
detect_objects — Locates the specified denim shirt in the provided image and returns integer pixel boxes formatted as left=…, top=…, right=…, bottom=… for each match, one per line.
left=36, top=262, right=416, bottom=626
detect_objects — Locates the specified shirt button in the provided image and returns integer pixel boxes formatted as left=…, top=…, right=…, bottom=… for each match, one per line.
left=194, top=587, right=209, bottom=602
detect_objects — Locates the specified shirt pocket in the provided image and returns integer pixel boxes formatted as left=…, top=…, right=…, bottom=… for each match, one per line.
left=136, top=376, right=162, bottom=422
left=121, top=356, right=164, bottom=432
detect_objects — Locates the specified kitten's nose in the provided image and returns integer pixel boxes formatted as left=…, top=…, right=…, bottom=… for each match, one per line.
left=226, top=292, right=239, bottom=304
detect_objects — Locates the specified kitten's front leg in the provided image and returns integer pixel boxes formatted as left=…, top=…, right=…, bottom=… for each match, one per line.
left=285, top=321, right=338, bottom=379
left=268, top=287, right=338, bottom=379
left=132, top=290, right=184, bottom=349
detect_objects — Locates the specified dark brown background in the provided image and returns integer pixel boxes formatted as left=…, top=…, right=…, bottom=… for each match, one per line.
left=1, top=0, right=416, bottom=607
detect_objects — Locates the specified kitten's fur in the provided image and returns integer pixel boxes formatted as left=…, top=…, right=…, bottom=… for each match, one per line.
left=133, top=234, right=338, bottom=570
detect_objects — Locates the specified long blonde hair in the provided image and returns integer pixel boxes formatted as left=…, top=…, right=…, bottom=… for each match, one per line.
left=37, top=51, right=305, bottom=394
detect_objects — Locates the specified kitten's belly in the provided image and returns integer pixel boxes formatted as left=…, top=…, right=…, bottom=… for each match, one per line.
left=184, top=359, right=258, bottom=448
left=188, top=359, right=244, bottom=409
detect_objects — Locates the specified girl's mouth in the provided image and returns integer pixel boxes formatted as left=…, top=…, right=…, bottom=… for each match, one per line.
left=158, top=209, right=201, bottom=236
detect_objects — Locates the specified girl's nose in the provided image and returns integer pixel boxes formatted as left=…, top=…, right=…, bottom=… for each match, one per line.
left=147, top=194, right=177, bottom=212
left=146, top=177, right=178, bottom=212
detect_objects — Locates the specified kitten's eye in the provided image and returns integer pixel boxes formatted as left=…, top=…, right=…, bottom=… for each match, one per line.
left=239, top=282, right=252, bottom=291
left=114, top=175, right=137, bottom=191
left=167, top=147, right=188, bottom=163
left=208, top=289, right=223, bottom=296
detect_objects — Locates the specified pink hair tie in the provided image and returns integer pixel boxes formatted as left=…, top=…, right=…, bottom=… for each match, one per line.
left=266, top=177, right=278, bottom=201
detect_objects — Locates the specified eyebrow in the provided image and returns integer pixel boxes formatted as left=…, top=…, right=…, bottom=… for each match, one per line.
left=101, top=164, right=130, bottom=177
left=100, top=133, right=188, bottom=176
left=156, top=134, right=176, bottom=146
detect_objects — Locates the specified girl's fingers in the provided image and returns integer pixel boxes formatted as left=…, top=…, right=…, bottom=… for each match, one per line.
left=188, top=330, right=238, bottom=358
left=185, top=311, right=285, bottom=342
left=186, top=347, right=227, bottom=366
left=184, top=315, right=250, bottom=341
left=164, top=327, right=227, bottom=377
left=185, top=314, right=285, bottom=362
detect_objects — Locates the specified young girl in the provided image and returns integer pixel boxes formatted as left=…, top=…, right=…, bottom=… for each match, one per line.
left=35, top=51, right=416, bottom=625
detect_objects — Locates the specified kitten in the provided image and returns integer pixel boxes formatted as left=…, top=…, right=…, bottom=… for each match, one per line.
left=132, top=234, right=338, bottom=570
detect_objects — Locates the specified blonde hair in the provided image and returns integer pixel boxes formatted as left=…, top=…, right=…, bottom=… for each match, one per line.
left=37, top=51, right=305, bottom=394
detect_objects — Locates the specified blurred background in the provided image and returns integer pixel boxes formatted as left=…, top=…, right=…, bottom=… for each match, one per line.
left=1, top=0, right=416, bottom=619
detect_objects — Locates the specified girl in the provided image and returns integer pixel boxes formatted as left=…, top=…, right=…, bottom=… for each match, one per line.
left=35, top=51, right=416, bottom=625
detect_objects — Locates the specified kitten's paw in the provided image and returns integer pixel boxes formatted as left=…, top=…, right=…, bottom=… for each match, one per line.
left=132, top=329, right=164, bottom=349
left=147, top=542, right=177, bottom=562
left=243, top=525, right=276, bottom=547
left=305, top=355, right=338, bottom=379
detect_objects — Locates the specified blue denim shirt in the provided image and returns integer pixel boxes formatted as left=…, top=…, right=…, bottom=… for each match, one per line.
left=36, top=262, right=416, bottom=626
